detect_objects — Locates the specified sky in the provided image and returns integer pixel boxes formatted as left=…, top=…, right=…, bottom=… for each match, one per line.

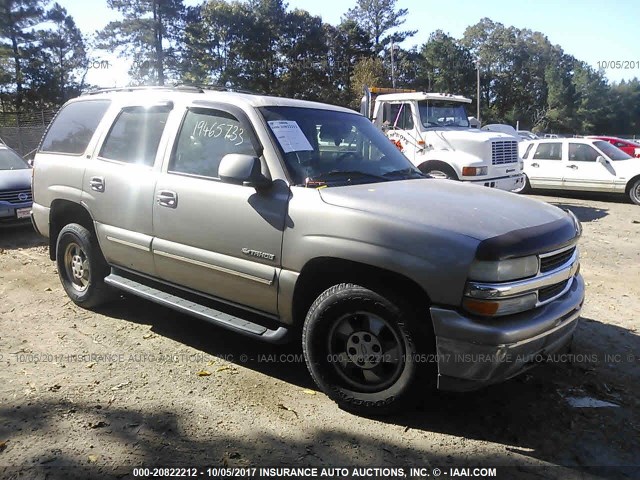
left=61, top=0, right=640, bottom=87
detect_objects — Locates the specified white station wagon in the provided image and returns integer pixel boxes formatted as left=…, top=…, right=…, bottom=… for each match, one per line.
left=517, top=138, right=640, bottom=205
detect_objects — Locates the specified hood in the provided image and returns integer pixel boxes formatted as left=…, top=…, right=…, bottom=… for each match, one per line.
left=427, top=127, right=514, bottom=152
left=318, top=179, right=572, bottom=244
left=0, top=168, right=31, bottom=191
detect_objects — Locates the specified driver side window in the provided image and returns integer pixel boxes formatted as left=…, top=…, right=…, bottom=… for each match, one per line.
left=383, top=103, right=414, bottom=130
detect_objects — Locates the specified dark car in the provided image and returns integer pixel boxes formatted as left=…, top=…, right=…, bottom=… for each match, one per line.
left=0, top=145, right=32, bottom=224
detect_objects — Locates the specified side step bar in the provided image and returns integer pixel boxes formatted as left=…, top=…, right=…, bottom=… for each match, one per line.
left=104, top=271, right=290, bottom=344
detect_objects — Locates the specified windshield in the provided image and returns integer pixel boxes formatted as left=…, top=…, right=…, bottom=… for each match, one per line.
left=0, top=148, right=29, bottom=170
left=260, top=106, right=424, bottom=186
left=594, top=140, right=632, bottom=161
left=418, top=100, right=470, bottom=128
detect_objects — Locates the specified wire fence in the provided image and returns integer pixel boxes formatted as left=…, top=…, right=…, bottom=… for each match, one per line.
left=0, top=109, right=58, bottom=159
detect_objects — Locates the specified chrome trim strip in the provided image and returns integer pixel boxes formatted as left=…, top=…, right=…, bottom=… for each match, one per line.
left=539, top=243, right=575, bottom=258
left=154, top=249, right=274, bottom=285
left=106, top=236, right=150, bottom=252
left=466, top=249, right=579, bottom=299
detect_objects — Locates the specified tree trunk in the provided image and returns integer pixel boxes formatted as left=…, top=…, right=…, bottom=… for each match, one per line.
left=153, top=0, right=165, bottom=86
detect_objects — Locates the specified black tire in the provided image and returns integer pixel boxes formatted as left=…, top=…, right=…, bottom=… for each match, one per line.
left=512, top=174, right=531, bottom=194
left=56, top=223, right=112, bottom=308
left=302, top=283, right=432, bottom=415
left=628, top=177, right=640, bottom=205
left=423, top=163, right=458, bottom=181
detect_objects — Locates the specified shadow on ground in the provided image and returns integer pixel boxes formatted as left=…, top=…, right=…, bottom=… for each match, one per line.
left=0, top=223, right=46, bottom=250
left=72, top=295, right=640, bottom=479
left=548, top=202, right=609, bottom=223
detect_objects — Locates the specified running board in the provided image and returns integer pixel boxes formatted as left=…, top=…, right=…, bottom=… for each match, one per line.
left=104, top=272, right=290, bottom=343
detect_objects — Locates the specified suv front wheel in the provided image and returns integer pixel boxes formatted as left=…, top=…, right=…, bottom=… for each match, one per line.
left=56, top=223, right=112, bottom=308
left=303, top=283, right=428, bottom=415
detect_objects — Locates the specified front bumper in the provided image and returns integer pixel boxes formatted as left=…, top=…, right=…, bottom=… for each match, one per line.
left=465, top=173, right=524, bottom=192
left=0, top=201, right=32, bottom=224
left=431, top=273, right=585, bottom=391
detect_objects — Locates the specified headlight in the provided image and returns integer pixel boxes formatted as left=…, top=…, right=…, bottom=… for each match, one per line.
left=463, top=293, right=538, bottom=317
left=468, top=255, right=539, bottom=282
left=462, top=166, right=488, bottom=176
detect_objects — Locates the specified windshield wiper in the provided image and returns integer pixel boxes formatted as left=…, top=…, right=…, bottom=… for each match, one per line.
left=382, top=168, right=426, bottom=179
left=307, top=170, right=391, bottom=185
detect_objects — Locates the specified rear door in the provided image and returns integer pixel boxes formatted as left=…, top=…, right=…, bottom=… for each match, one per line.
left=151, top=105, right=289, bottom=315
left=82, top=102, right=173, bottom=275
left=526, top=142, right=564, bottom=188
left=562, top=142, right=615, bottom=192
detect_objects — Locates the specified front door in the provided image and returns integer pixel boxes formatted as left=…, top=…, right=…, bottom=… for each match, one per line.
left=151, top=105, right=289, bottom=315
left=563, top=142, right=616, bottom=192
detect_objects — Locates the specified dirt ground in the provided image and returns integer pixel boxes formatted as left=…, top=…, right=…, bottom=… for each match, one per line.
left=0, top=191, right=639, bottom=480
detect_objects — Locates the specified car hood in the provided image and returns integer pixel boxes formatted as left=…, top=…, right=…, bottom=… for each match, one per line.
left=318, top=179, right=572, bottom=243
left=0, top=168, right=31, bottom=191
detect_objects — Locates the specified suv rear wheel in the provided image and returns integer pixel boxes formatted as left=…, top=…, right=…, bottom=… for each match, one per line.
left=56, top=223, right=112, bottom=308
left=302, top=283, right=430, bottom=415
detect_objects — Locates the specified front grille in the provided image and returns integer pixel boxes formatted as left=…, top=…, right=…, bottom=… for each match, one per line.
left=540, top=247, right=576, bottom=273
left=0, top=189, right=32, bottom=204
left=538, top=280, right=569, bottom=302
left=491, top=140, right=519, bottom=165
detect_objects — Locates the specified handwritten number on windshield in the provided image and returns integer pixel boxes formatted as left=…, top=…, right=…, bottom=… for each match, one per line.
left=192, top=120, right=244, bottom=146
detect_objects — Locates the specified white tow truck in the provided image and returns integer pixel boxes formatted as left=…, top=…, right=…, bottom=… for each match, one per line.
left=361, top=87, right=524, bottom=191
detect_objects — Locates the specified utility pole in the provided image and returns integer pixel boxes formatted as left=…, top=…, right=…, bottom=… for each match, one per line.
left=391, top=39, right=396, bottom=88
left=476, top=59, right=480, bottom=123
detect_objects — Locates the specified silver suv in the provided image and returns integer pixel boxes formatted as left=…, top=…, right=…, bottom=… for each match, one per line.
left=32, top=86, right=585, bottom=415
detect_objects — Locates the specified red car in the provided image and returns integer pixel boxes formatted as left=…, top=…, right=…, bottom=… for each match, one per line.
left=588, top=136, right=640, bottom=158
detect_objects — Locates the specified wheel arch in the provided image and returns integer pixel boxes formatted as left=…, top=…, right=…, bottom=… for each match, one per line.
left=625, top=174, right=640, bottom=195
left=49, top=199, right=96, bottom=261
left=291, top=257, right=433, bottom=333
left=417, top=159, right=460, bottom=180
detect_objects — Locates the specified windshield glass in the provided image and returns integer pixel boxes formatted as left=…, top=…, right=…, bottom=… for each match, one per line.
left=0, top=148, right=29, bottom=170
left=418, top=100, right=470, bottom=128
left=260, top=106, right=424, bottom=186
left=594, top=140, right=632, bottom=161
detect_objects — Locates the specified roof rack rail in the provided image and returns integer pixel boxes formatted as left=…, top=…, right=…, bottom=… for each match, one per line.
left=83, top=85, right=209, bottom=95
left=82, top=84, right=257, bottom=96
left=173, top=82, right=257, bottom=95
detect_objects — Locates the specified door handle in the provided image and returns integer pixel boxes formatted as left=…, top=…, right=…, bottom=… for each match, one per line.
left=157, top=190, right=178, bottom=208
left=566, top=164, right=578, bottom=169
left=531, top=163, right=539, bottom=168
left=89, top=176, right=105, bottom=192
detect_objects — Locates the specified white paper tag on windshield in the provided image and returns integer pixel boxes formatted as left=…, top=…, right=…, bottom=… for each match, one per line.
left=268, top=120, right=313, bottom=153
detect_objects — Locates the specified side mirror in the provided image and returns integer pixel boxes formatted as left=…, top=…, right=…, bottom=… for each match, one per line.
left=596, top=155, right=608, bottom=165
left=219, top=154, right=272, bottom=189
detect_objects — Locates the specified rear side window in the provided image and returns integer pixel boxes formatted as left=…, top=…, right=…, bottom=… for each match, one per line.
left=99, top=106, right=171, bottom=166
left=40, top=100, right=111, bottom=155
left=532, top=142, right=562, bottom=160
left=169, top=108, right=257, bottom=179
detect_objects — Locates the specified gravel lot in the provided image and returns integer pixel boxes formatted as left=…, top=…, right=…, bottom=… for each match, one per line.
left=1, top=191, right=639, bottom=480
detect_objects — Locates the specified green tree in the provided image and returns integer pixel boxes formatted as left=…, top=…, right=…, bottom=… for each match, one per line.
left=0, top=0, right=45, bottom=110
left=27, top=3, right=87, bottom=106
left=98, top=0, right=185, bottom=86
left=350, top=56, right=387, bottom=108
left=417, top=30, right=475, bottom=97
left=344, top=0, right=415, bottom=54
left=322, top=20, right=373, bottom=105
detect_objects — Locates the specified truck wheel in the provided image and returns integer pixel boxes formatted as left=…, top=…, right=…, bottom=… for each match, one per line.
left=628, top=178, right=640, bottom=205
left=302, top=283, right=428, bottom=415
left=56, top=223, right=112, bottom=308
left=512, top=174, right=531, bottom=194
left=423, top=164, right=458, bottom=181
